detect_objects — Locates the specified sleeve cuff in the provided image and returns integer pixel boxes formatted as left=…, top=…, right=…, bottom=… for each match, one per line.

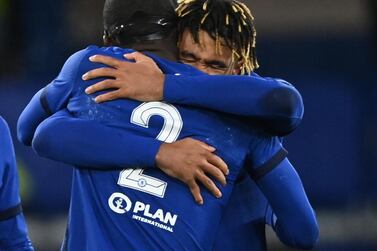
left=249, top=148, right=288, bottom=180
left=40, top=87, right=53, bottom=116
left=0, top=203, right=22, bottom=221
left=143, top=140, right=164, bottom=168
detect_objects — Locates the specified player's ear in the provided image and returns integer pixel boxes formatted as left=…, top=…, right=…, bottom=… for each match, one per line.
left=103, top=33, right=115, bottom=46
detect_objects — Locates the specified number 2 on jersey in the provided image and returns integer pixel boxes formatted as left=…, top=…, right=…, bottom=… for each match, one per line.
left=118, top=102, right=183, bottom=198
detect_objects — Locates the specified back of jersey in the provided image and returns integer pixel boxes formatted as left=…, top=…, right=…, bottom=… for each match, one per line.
left=61, top=47, right=253, bottom=251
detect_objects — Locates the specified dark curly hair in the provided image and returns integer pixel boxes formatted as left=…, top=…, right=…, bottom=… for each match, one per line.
left=176, top=0, right=258, bottom=74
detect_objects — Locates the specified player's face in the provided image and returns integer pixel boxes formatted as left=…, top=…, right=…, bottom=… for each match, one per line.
left=179, top=29, right=240, bottom=75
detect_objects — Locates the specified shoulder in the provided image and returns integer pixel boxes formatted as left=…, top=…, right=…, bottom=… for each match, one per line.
left=64, top=45, right=135, bottom=68
left=62, top=46, right=100, bottom=69
left=56, top=47, right=95, bottom=79
left=84, top=45, right=135, bottom=60
left=56, top=46, right=135, bottom=83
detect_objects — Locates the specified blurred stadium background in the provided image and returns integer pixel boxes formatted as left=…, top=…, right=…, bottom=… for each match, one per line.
left=0, top=0, right=376, bottom=250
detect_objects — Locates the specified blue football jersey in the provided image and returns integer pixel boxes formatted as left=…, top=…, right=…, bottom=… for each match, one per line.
left=0, top=117, right=34, bottom=251
left=33, top=46, right=286, bottom=251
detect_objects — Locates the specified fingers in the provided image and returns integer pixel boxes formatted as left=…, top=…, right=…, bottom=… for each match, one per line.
left=85, top=79, right=120, bottom=95
left=158, top=138, right=229, bottom=205
left=202, top=162, right=227, bottom=187
left=124, top=52, right=163, bottom=74
left=198, top=141, right=216, bottom=152
left=94, top=90, right=123, bottom=103
left=82, top=67, right=120, bottom=81
left=124, top=52, right=154, bottom=63
left=196, top=172, right=222, bottom=199
left=185, top=138, right=215, bottom=152
left=89, top=55, right=129, bottom=68
left=207, top=154, right=229, bottom=176
left=191, top=139, right=228, bottom=176
left=187, top=180, right=203, bottom=205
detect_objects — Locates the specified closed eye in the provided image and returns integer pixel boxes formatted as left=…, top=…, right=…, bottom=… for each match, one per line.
left=205, top=60, right=228, bottom=70
left=179, top=51, right=200, bottom=63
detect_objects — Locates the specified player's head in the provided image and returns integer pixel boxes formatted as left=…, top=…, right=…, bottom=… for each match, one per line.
left=103, top=0, right=178, bottom=60
left=176, top=0, right=258, bottom=75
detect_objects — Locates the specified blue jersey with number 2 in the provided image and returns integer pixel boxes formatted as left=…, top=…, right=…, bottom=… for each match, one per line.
left=34, top=46, right=285, bottom=251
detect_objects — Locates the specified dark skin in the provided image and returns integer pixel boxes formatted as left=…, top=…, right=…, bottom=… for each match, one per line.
left=156, top=138, right=228, bottom=201
left=83, top=52, right=165, bottom=103
left=179, top=50, right=228, bottom=71
left=83, top=29, right=241, bottom=102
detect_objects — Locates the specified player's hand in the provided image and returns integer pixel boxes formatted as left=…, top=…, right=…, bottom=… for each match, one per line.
left=82, top=52, right=165, bottom=103
left=155, top=138, right=229, bottom=205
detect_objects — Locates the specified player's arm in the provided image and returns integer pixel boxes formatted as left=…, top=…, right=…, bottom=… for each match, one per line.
left=17, top=88, right=51, bottom=146
left=17, top=49, right=89, bottom=146
left=247, top=139, right=319, bottom=249
left=83, top=53, right=304, bottom=136
left=164, top=74, right=303, bottom=136
left=32, top=110, right=228, bottom=204
left=0, top=215, right=34, bottom=251
left=32, top=110, right=162, bottom=169
left=0, top=118, right=34, bottom=251
left=257, top=159, right=319, bottom=249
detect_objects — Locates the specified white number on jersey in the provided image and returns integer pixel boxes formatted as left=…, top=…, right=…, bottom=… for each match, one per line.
left=118, top=102, right=183, bottom=198
left=131, top=102, right=183, bottom=143
left=118, top=169, right=167, bottom=198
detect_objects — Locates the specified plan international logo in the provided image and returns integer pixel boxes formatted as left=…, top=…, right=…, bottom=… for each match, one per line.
left=108, top=192, right=178, bottom=233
